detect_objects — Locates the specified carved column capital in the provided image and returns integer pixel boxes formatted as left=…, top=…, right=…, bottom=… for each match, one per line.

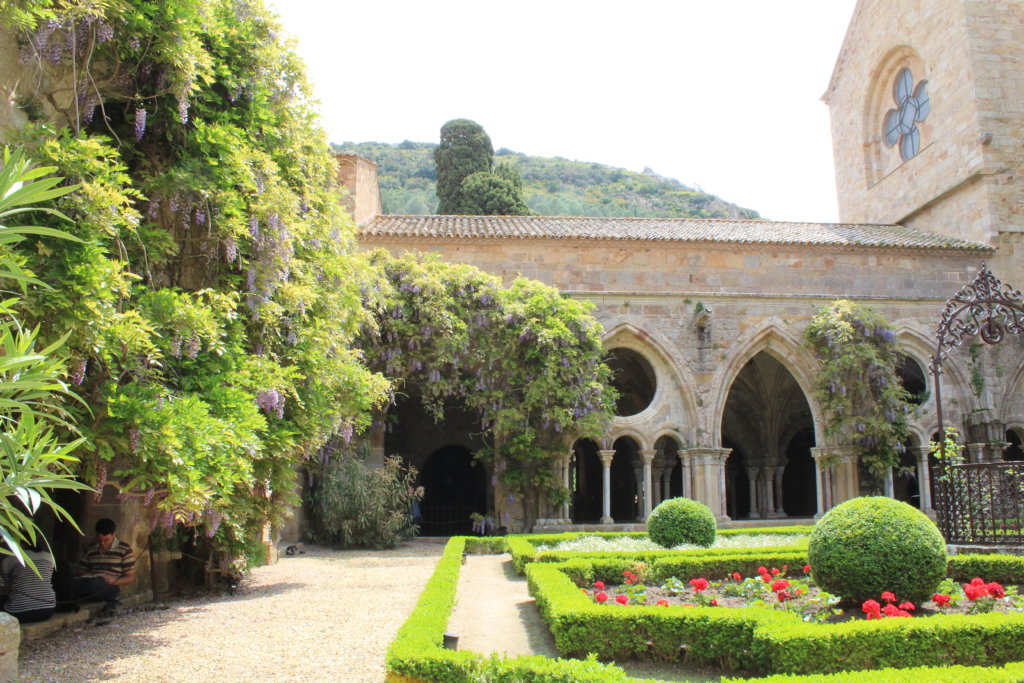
left=598, top=449, right=615, bottom=468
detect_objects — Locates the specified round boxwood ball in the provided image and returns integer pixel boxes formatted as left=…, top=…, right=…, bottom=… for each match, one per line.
left=807, top=496, right=946, bottom=605
left=647, top=497, right=717, bottom=548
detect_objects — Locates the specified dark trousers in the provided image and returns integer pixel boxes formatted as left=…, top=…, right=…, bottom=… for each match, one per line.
left=73, top=577, right=120, bottom=604
left=7, top=607, right=54, bottom=623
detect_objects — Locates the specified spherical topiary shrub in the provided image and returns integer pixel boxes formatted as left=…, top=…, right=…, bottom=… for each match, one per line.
left=807, top=496, right=946, bottom=605
left=647, top=497, right=717, bottom=548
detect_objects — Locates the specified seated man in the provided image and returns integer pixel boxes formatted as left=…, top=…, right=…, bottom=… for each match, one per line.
left=73, top=518, right=135, bottom=612
left=1, top=538, right=56, bottom=623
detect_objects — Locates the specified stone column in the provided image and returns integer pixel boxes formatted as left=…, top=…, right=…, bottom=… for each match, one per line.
left=685, top=447, right=731, bottom=521
left=599, top=450, right=615, bottom=524
left=640, top=449, right=656, bottom=520
left=745, top=466, right=761, bottom=518
left=913, top=446, right=934, bottom=517
left=812, top=454, right=825, bottom=518
left=565, top=456, right=573, bottom=520
left=368, top=420, right=387, bottom=468
left=811, top=446, right=860, bottom=510
left=772, top=465, right=786, bottom=517
left=765, top=465, right=785, bottom=518
left=660, top=467, right=671, bottom=504
left=677, top=450, right=692, bottom=499
left=883, top=468, right=894, bottom=498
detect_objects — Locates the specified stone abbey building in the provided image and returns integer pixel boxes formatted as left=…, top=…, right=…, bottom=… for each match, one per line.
left=348, top=0, right=1024, bottom=534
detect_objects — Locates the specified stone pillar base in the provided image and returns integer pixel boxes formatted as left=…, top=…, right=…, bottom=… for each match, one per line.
left=600, top=516, right=614, bottom=525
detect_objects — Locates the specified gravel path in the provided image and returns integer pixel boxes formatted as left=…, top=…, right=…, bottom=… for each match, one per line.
left=447, top=554, right=558, bottom=657
left=17, top=540, right=446, bottom=682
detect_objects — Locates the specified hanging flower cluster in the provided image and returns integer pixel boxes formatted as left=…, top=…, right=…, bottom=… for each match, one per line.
left=805, top=300, right=912, bottom=476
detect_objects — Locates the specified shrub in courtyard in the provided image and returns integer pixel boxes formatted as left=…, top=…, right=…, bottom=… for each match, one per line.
left=808, top=496, right=946, bottom=604
left=313, top=454, right=421, bottom=549
left=647, top=497, right=716, bottom=548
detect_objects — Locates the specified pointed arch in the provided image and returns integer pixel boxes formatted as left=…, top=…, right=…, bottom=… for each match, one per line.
left=602, top=319, right=700, bottom=442
left=708, top=317, right=823, bottom=446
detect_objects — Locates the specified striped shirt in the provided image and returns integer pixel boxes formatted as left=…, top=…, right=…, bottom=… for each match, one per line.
left=2, top=551, right=56, bottom=613
left=77, top=538, right=135, bottom=580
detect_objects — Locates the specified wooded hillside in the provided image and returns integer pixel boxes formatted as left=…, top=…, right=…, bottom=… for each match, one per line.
left=333, top=141, right=761, bottom=219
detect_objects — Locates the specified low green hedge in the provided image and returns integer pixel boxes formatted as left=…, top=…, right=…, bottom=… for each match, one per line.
left=508, top=527, right=812, bottom=575
left=948, top=553, right=1024, bottom=583
left=386, top=537, right=657, bottom=682
left=727, top=661, right=1024, bottom=682
left=388, top=537, right=1024, bottom=682
left=526, top=558, right=1024, bottom=676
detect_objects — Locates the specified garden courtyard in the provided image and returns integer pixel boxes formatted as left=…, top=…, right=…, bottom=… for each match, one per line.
left=18, top=505, right=1024, bottom=683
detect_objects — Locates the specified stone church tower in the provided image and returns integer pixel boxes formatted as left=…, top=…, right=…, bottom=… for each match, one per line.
left=824, top=0, right=1024, bottom=280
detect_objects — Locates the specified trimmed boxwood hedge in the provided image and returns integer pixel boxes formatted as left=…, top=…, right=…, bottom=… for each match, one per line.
left=526, top=557, right=1024, bottom=676
left=647, top=498, right=717, bottom=547
left=507, top=527, right=812, bottom=574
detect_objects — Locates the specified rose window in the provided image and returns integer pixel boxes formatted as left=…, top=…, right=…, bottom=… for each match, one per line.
left=883, top=68, right=931, bottom=162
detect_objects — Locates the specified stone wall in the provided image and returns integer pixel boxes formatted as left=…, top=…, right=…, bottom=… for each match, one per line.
left=360, top=234, right=990, bottom=447
left=335, top=153, right=381, bottom=226
left=825, top=0, right=1024, bottom=266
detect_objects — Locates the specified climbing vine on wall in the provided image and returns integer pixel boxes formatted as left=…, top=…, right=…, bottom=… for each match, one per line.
left=1, top=0, right=390, bottom=565
left=357, top=250, right=617, bottom=529
left=805, top=299, right=912, bottom=477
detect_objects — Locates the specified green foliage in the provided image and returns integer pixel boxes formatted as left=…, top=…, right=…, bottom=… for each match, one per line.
left=458, top=170, right=530, bottom=215
left=528, top=556, right=1024, bottom=676
left=3, top=1, right=390, bottom=569
left=335, top=140, right=761, bottom=219
left=434, top=119, right=493, bottom=214
left=386, top=537, right=643, bottom=683
left=0, top=148, right=92, bottom=571
left=807, top=497, right=947, bottom=604
left=312, top=454, right=420, bottom=550
left=805, top=300, right=912, bottom=476
left=646, top=496, right=717, bottom=548
left=358, top=250, right=616, bottom=528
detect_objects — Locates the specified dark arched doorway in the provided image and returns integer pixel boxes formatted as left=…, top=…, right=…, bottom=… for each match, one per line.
left=611, top=437, right=639, bottom=521
left=571, top=438, right=602, bottom=522
left=1005, top=429, right=1024, bottom=461
left=419, top=446, right=486, bottom=536
left=782, top=428, right=816, bottom=516
left=892, top=440, right=921, bottom=509
left=722, top=352, right=815, bottom=518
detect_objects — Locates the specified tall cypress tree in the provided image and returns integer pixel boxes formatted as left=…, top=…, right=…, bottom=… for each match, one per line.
left=434, top=119, right=493, bottom=214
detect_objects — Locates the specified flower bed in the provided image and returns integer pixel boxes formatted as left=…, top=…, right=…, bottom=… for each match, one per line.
left=582, top=564, right=1024, bottom=624
left=527, top=556, right=1024, bottom=675
left=387, top=537, right=1024, bottom=682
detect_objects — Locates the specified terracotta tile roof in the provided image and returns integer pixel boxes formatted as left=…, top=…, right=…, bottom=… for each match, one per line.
left=360, top=215, right=991, bottom=251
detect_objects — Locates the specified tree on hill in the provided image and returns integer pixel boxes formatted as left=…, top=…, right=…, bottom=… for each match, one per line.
left=434, top=119, right=493, bottom=214
left=459, top=171, right=530, bottom=215
left=434, top=119, right=530, bottom=215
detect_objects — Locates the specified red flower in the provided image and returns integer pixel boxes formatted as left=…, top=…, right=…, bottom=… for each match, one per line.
left=771, top=568, right=781, bottom=576
left=964, top=584, right=985, bottom=601
left=882, top=603, right=900, bottom=617
left=898, top=601, right=915, bottom=612
left=595, top=591, right=608, bottom=603
left=987, top=582, right=1005, bottom=599
left=862, top=599, right=881, bottom=615
left=757, top=566, right=768, bottom=575
left=933, top=594, right=951, bottom=607
left=594, top=581, right=605, bottom=590
left=624, top=577, right=633, bottom=585
left=731, top=572, right=742, bottom=581
left=782, top=564, right=788, bottom=571
left=970, top=577, right=986, bottom=587
left=771, top=579, right=790, bottom=592
left=615, top=594, right=628, bottom=605
left=656, top=599, right=669, bottom=607
left=795, top=588, right=804, bottom=596
left=710, top=599, right=719, bottom=606
left=880, top=591, right=896, bottom=603
left=761, top=574, right=772, bottom=583
left=689, top=577, right=710, bottom=592
left=803, top=564, right=812, bottom=574
left=776, top=590, right=793, bottom=602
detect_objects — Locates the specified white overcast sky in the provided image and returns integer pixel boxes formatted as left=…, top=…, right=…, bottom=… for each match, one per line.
left=266, top=1, right=858, bottom=223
